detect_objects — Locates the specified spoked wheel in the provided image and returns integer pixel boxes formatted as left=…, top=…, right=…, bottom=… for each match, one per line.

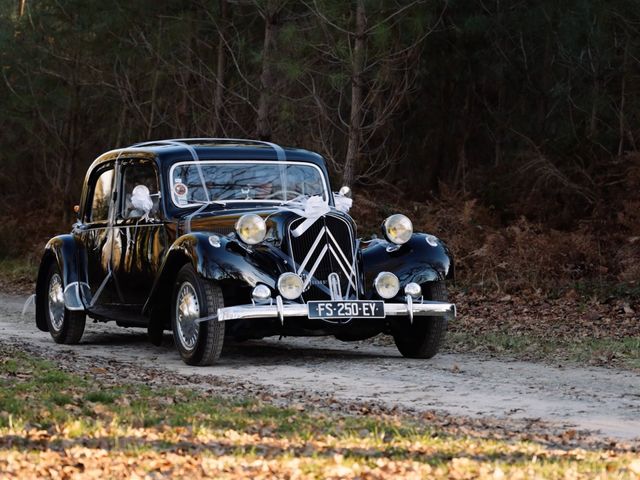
left=44, top=262, right=86, bottom=344
left=393, top=281, right=448, bottom=359
left=171, top=264, right=225, bottom=366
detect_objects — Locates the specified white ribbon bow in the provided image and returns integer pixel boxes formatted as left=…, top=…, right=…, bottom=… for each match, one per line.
left=333, top=193, right=352, bottom=213
left=287, top=195, right=331, bottom=237
left=131, top=185, right=153, bottom=221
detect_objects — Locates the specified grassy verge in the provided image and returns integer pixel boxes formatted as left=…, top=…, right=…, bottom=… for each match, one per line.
left=0, top=348, right=638, bottom=479
left=445, top=332, right=640, bottom=370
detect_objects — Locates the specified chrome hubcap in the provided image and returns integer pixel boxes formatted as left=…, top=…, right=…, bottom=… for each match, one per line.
left=176, top=282, right=200, bottom=350
left=48, top=273, right=65, bottom=331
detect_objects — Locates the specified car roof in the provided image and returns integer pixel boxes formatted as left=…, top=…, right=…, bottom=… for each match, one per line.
left=88, top=138, right=327, bottom=171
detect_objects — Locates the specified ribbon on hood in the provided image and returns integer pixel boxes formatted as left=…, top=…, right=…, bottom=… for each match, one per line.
left=285, top=195, right=331, bottom=237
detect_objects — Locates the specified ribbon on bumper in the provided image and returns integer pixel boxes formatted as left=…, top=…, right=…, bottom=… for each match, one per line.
left=286, top=195, right=331, bottom=237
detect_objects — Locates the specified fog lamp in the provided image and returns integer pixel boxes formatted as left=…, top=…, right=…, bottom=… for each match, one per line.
left=404, top=282, right=421, bottom=298
left=252, top=284, right=271, bottom=302
left=374, top=272, right=400, bottom=299
left=277, top=273, right=304, bottom=300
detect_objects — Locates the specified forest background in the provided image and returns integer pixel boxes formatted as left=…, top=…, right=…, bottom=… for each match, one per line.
left=1, top=0, right=640, bottom=301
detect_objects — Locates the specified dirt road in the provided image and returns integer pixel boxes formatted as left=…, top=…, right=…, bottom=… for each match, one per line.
left=3, top=293, right=639, bottom=442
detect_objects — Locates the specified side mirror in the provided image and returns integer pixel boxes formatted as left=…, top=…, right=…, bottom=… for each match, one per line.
left=338, top=186, right=352, bottom=198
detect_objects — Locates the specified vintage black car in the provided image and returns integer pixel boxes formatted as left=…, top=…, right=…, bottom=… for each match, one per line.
left=35, top=139, right=456, bottom=365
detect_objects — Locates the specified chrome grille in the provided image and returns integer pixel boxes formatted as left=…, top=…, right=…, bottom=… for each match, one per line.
left=287, top=215, right=357, bottom=301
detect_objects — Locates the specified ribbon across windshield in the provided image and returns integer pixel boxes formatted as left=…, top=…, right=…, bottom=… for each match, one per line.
left=170, top=161, right=328, bottom=206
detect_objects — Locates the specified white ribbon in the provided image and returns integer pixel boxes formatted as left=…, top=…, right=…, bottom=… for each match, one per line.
left=286, top=195, right=331, bottom=237
left=131, top=185, right=153, bottom=221
left=333, top=193, right=353, bottom=213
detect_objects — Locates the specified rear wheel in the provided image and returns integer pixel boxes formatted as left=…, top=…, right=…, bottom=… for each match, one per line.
left=393, top=281, right=448, bottom=359
left=44, top=262, right=86, bottom=344
left=171, top=264, right=225, bottom=366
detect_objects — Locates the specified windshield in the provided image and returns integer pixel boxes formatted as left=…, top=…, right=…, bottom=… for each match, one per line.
left=169, top=161, right=328, bottom=207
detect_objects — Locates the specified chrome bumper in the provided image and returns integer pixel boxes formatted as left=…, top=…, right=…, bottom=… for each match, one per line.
left=215, top=297, right=456, bottom=323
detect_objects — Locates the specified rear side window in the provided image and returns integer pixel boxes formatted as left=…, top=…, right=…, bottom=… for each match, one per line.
left=88, top=168, right=115, bottom=222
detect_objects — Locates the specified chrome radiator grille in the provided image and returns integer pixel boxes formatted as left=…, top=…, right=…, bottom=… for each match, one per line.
left=287, top=215, right=357, bottom=301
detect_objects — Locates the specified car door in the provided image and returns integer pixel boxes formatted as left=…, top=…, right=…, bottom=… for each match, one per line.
left=75, top=162, right=121, bottom=313
left=112, top=158, right=168, bottom=309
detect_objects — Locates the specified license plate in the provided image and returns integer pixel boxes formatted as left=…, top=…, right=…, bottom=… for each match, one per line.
left=308, top=300, right=385, bottom=319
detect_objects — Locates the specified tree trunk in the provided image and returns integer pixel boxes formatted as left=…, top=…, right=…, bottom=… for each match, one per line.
left=343, top=0, right=366, bottom=187
left=256, top=0, right=279, bottom=141
left=618, top=36, right=629, bottom=157
left=213, top=0, right=228, bottom=136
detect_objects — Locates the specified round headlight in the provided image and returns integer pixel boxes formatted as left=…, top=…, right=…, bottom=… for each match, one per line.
left=383, top=214, right=413, bottom=245
left=277, top=273, right=304, bottom=300
left=235, top=214, right=266, bottom=245
left=374, top=272, right=400, bottom=299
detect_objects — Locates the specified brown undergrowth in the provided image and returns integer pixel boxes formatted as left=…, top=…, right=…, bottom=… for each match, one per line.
left=351, top=155, right=640, bottom=296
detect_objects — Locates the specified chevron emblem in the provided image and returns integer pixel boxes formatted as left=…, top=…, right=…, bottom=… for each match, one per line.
left=296, top=226, right=357, bottom=292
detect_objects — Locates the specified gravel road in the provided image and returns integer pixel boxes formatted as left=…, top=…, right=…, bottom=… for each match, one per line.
left=3, top=293, right=639, bottom=442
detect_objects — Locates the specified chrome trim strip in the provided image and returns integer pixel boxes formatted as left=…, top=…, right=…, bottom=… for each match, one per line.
left=327, top=229, right=357, bottom=288
left=328, top=245, right=357, bottom=290
left=296, top=226, right=327, bottom=275
left=302, top=244, right=329, bottom=290
left=327, top=213, right=359, bottom=298
left=326, top=228, right=353, bottom=271
left=216, top=300, right=456, bottom=322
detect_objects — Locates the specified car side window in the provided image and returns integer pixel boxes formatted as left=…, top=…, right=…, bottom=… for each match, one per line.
left=88, top=167, right=115, bottom=223
left=120, top=163, right=160, bottom=220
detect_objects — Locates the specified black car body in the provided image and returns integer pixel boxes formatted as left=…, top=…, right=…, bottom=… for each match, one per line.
left=35, top=139, right=456, bottom=365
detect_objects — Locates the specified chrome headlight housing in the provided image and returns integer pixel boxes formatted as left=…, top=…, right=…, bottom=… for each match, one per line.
left=277, top=273, right=304, bottom=300
left=235, top=214, right=266, bottom=245
left=374, top=271, right=400, bottom=299
left=383, top=214, right=413, bottom=245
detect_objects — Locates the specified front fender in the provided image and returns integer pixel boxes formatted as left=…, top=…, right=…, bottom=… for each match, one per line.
left=360, top=233, right=454, bottom=297
left=35, top=234, right=87, bottom=330
left=143, top=233, right=285, bottom=314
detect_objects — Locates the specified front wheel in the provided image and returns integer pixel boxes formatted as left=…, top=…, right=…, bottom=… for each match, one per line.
left=43, top=262, right=86, bottom=344
left=171, top=264, right=225, bottom=366
left=393, top=281, right=448, bottom=359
